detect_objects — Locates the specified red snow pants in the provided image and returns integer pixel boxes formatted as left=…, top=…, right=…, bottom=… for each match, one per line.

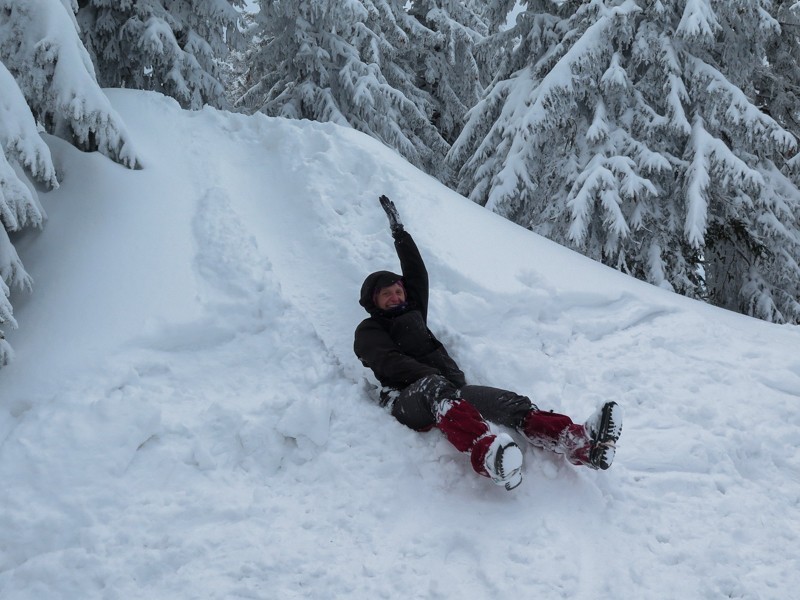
left=388, top=374, right=592, bottom=470
left=389, top=375, right=496, bottom=476
left=521, top=410, right=592, bottom=466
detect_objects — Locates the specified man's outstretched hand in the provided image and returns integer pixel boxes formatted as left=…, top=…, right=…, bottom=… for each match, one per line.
left=379, top=195, right=404, bottom=237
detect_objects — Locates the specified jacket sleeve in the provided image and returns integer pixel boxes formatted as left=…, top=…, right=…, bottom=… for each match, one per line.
left=354, top=319, right=439, bottom=388
left=394, top=230, right=429, bottom=321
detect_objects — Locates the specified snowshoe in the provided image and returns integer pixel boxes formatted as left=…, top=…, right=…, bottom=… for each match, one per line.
left=585, top=401, right=623, bottom=470
left=484, top=433, right=524, bottom=490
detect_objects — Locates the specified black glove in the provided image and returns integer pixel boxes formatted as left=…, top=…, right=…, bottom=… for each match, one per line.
left=379, top=195, right=404, bottom=237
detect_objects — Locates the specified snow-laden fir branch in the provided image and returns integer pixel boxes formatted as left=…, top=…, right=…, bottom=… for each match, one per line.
left=0, top=0, right=140, bottom=168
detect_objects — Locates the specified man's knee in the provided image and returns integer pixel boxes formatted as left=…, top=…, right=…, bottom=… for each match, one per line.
left=459, top=385, right=535, bottom=428
left=412, top=374, right=460, bottom=400
left=391, top=374, right=459, bottom=431
left=496, top=391, right=537, bottom=427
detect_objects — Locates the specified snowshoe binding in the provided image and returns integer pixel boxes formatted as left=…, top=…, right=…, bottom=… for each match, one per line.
left=484, top=433, right=524, bottom=490
left=585, top=401, right=623, bottom=470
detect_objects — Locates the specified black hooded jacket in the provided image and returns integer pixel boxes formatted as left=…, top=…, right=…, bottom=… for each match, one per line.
left=354, top=230, right=466, bottom=395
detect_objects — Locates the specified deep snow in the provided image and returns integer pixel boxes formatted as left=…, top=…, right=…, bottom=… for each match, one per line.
left=1, top=90, right=800, bottom=599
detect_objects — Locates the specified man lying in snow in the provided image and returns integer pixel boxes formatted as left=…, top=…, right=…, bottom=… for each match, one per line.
left=354, top=195, right=622, bottom=490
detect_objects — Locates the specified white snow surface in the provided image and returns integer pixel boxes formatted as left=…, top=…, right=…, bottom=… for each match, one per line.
left=2, top=90, right=800, bottom=599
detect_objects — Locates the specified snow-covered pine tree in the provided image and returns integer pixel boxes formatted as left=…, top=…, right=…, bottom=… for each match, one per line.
left=406, top=0, right=488, bottom=148
left=447, top=0, right=585, bottom=228
left=77, top=0, right=245, bottom=110
left=0, top=0, right=139, bottom=167
left=0, top=61, right=56, bottom=365
left=0, top=0, right=141, bottom=365
left=468, top=0, right=524, bottom=83
left=759, top=1, right=800, bottom=140
left=479, top=0, right=520, bottom=33
left=686, top=0, right=800, bottom=323
left=238, top=0, right=448, bottom=173
left=764, top=2, right=800, bottom=322
left=225, top=7, right=260, bottom=108
left=449, top=0, right=800, bottom=324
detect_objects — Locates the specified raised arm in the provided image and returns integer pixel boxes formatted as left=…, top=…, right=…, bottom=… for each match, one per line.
left=379, top=195, right=430, bottom=320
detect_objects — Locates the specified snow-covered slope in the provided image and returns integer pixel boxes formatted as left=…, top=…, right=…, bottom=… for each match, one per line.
left=1, top=90, right=799, bottom=599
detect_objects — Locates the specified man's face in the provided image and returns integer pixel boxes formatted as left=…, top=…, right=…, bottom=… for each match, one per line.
left=375, top=282, right=406, bottom=310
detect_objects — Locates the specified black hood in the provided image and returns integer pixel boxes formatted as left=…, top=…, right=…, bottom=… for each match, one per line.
left=359, top=270, right=403, bottom=314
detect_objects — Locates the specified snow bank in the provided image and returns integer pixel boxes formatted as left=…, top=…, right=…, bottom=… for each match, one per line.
left=1, top=90, right=799, bottom=599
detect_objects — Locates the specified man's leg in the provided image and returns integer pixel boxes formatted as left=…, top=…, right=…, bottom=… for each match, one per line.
left=520, top=410, right=591, bottom=465
left=434, top=383, right=621, bottom=470
left=390, top=375, right=523, bottom=489
left=520, top=403, right=622, bottom=470
left=459, top=385, right=534, bottom=428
